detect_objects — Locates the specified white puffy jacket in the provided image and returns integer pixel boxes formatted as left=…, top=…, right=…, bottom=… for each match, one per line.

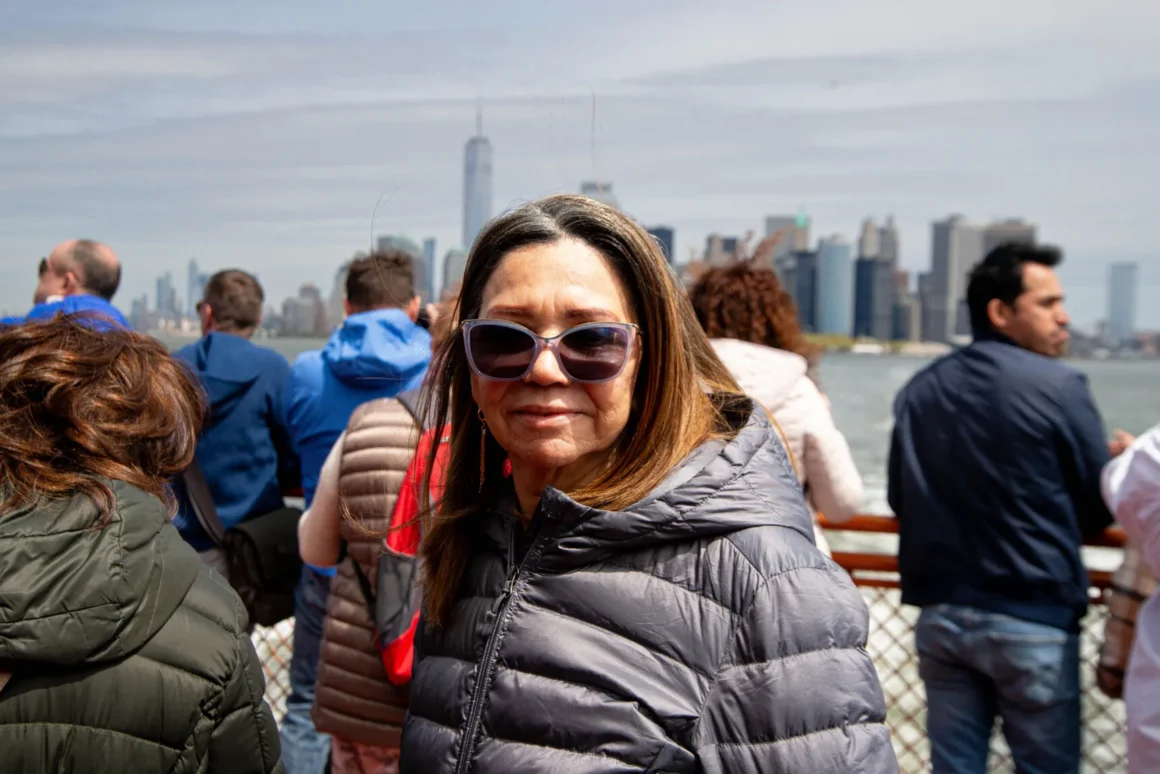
left=711, top=338, right=864, bottom=554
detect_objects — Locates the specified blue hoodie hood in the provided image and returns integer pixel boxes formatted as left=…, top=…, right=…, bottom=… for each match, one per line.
left=3, top=296, right=129, bottom=330
left=179, top=332, right=268, bottom=417
left=321, top=308, right=431, bottom=387
left=285, top=307, right=431, bottom=505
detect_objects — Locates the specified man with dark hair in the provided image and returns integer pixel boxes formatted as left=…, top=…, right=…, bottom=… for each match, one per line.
left=172, top=270, right=300, bottom=573
left=279, top=249, right=431, bottom=773
left=7, top=240, right=128, bottom=327
left=888, top=242, right=1114, bottom=773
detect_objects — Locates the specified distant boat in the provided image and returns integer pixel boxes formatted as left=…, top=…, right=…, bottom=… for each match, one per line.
left=850, top=342, right=886, bottom=355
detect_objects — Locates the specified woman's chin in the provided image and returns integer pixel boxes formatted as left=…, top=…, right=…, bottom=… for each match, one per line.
left=509, top=439, right=585, bottom=474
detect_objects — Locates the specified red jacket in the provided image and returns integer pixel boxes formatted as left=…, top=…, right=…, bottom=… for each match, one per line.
left=380, top=426, right=449, bottom=684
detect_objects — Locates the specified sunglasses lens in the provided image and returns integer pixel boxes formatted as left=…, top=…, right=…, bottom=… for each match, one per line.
left=467, top=324, right=537, bottom=379
left=559, top=325, right=632, bottom=382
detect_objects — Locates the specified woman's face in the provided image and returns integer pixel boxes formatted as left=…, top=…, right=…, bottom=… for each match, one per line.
left=470, top=238, right=641, bottom=482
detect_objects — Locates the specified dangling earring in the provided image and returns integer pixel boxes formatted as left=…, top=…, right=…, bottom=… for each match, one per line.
left=478, top=408, right=487, bottom=493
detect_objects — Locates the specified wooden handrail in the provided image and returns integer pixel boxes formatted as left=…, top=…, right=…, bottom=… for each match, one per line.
left=819, top=513, right=1127, bottom=549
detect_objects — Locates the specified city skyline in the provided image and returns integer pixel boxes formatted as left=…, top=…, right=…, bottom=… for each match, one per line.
left=136, top=188, right=1148, bottom=346
left=2, top=1, right=1159, bottom=328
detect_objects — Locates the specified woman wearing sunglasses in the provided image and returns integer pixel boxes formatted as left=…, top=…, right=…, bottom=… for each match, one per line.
left=399, top=195, right=896, bottom=774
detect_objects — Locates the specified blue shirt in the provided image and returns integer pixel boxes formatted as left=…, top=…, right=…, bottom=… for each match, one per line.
left=1, top=295, right=129, bottom=330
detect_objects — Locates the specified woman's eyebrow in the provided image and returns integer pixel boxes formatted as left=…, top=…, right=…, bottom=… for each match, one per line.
left=565, top=308, right=620, bottom=321
left=485, top=306, right=533, bottom=319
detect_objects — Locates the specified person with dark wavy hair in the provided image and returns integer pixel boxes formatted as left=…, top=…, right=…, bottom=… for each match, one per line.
left=0, top=315, right=284, bottom=774
left=690, top=260, right=863, bottom=555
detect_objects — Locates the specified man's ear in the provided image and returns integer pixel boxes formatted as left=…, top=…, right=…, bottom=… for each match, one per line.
left=987, top=297, right=1013, bottom=331
left=407, top=296, right=421, bottom=322
left=62, top=270, right=83, bottom=296
left=342, top=298, right=354, bottom=318
left=200, top=303, right=215, bottom=335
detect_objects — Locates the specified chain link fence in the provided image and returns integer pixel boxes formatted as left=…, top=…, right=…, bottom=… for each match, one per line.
left=251, top=619, right=294, bottom=722
left=861, top=585, right=1125, bottom=773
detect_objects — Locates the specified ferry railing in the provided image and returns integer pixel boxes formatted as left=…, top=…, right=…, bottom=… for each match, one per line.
left=248, top=515, right=1130, bottom=773
left=822, top=514, right=1127, bottom=774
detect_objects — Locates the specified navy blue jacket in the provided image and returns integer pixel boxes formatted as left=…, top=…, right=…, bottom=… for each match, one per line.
left=887, top=331, right=1114, bottom=631
left=285, top=308, right=431, bottom=506
left=173, top=332, right=300, bottom=550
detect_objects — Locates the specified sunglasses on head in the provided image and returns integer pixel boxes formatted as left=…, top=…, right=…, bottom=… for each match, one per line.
left=461, top=319, right=639, bottom=383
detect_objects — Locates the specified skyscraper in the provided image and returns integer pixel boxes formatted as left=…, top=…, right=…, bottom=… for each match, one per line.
left=815, top=236, right=853, bottom=336
left=423, top=238, right=437, bottom=301
left=853, top=257, right=878, bottom=337
left=1107, top=262, right=1139, bottom=344
left=580, top=181, right=619, bottom=209
left=793, top=250, right=818, bottom=332
left=186, top=258, right=200, bottom=314
left=646, top=226, right=675, bottom=263
left=982, top=218, right=1036, bottom=257
left=853, top=218, right=897, bottom=340
left=762, top=215, right=808, bottom=269
left=928, top=216, right=984, bottom=343
left=443, top=249, right=468, bottom=297
left=328, top=262, right=349, bottom=327
left=858, top=218, right=881, bottom=260
left=878, top=216, right=900, bottom=265
left=463, top=106, right=493, bottom=251
left=156, top=271, right=176, bottom=317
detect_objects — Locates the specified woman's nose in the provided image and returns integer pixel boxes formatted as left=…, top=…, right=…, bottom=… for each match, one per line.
left=525, top=345, right=570, bottom=385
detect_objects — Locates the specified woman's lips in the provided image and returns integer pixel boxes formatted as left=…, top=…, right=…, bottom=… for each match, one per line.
left=512, top=407, right=580, bottom=426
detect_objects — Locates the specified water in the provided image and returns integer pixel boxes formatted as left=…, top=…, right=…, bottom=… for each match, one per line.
left=817, top=352, right=1160, bottom=513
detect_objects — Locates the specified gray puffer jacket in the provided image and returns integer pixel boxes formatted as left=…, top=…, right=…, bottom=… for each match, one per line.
left=401, top=401, right=897, bottom=773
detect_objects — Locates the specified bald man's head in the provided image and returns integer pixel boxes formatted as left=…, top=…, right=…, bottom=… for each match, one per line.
left=38, top=240, right=121, bottom=302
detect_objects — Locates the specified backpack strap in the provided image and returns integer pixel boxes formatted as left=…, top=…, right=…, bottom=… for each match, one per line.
left=181, top=459, right=227, bottom=546
left=394, top=388, right=430, bottom=431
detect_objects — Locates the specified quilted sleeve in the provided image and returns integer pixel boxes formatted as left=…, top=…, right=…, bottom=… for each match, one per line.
left=207, top=629, right=285, bottom=773
left=694, top=565, right=898, bottom=774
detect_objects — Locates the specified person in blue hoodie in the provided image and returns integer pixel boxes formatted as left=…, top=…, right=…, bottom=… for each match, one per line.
left=172, top=270, right=300, bottom=571
left=1, top=240, right=129, bottom=329
left=280, top=248, right=432, bottom=774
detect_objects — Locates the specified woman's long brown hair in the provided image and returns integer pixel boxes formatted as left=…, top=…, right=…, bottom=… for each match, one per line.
left=0, top=314, right=205, bottom=521
left=417, top=194, right=743, bottom=626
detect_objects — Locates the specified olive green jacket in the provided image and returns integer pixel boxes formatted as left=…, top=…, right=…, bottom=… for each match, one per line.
left=0, top=480, right=284, bottom=773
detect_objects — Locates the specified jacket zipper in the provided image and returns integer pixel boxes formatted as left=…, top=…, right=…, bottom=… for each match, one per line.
left=453, top=528, right=535, bottom=774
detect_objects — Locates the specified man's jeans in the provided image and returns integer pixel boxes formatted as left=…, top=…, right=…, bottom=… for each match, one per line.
left=915, top=604, right=1081, bottom=774
left=280, top=566, right=333, bottom=774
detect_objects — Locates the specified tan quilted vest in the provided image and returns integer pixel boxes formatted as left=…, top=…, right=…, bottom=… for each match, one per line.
left=312, top=397, right=419, bottom=748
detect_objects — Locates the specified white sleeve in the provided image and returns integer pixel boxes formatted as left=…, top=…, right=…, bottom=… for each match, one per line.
left=800, top=381, right=863, bottom=524
left=297, top=432, right=345, bottom=568
left=1102, top=423, right=1160, bottom=576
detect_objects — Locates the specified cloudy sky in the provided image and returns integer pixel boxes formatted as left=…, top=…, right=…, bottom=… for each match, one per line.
left=2, top=0, right=1159, bottom=328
